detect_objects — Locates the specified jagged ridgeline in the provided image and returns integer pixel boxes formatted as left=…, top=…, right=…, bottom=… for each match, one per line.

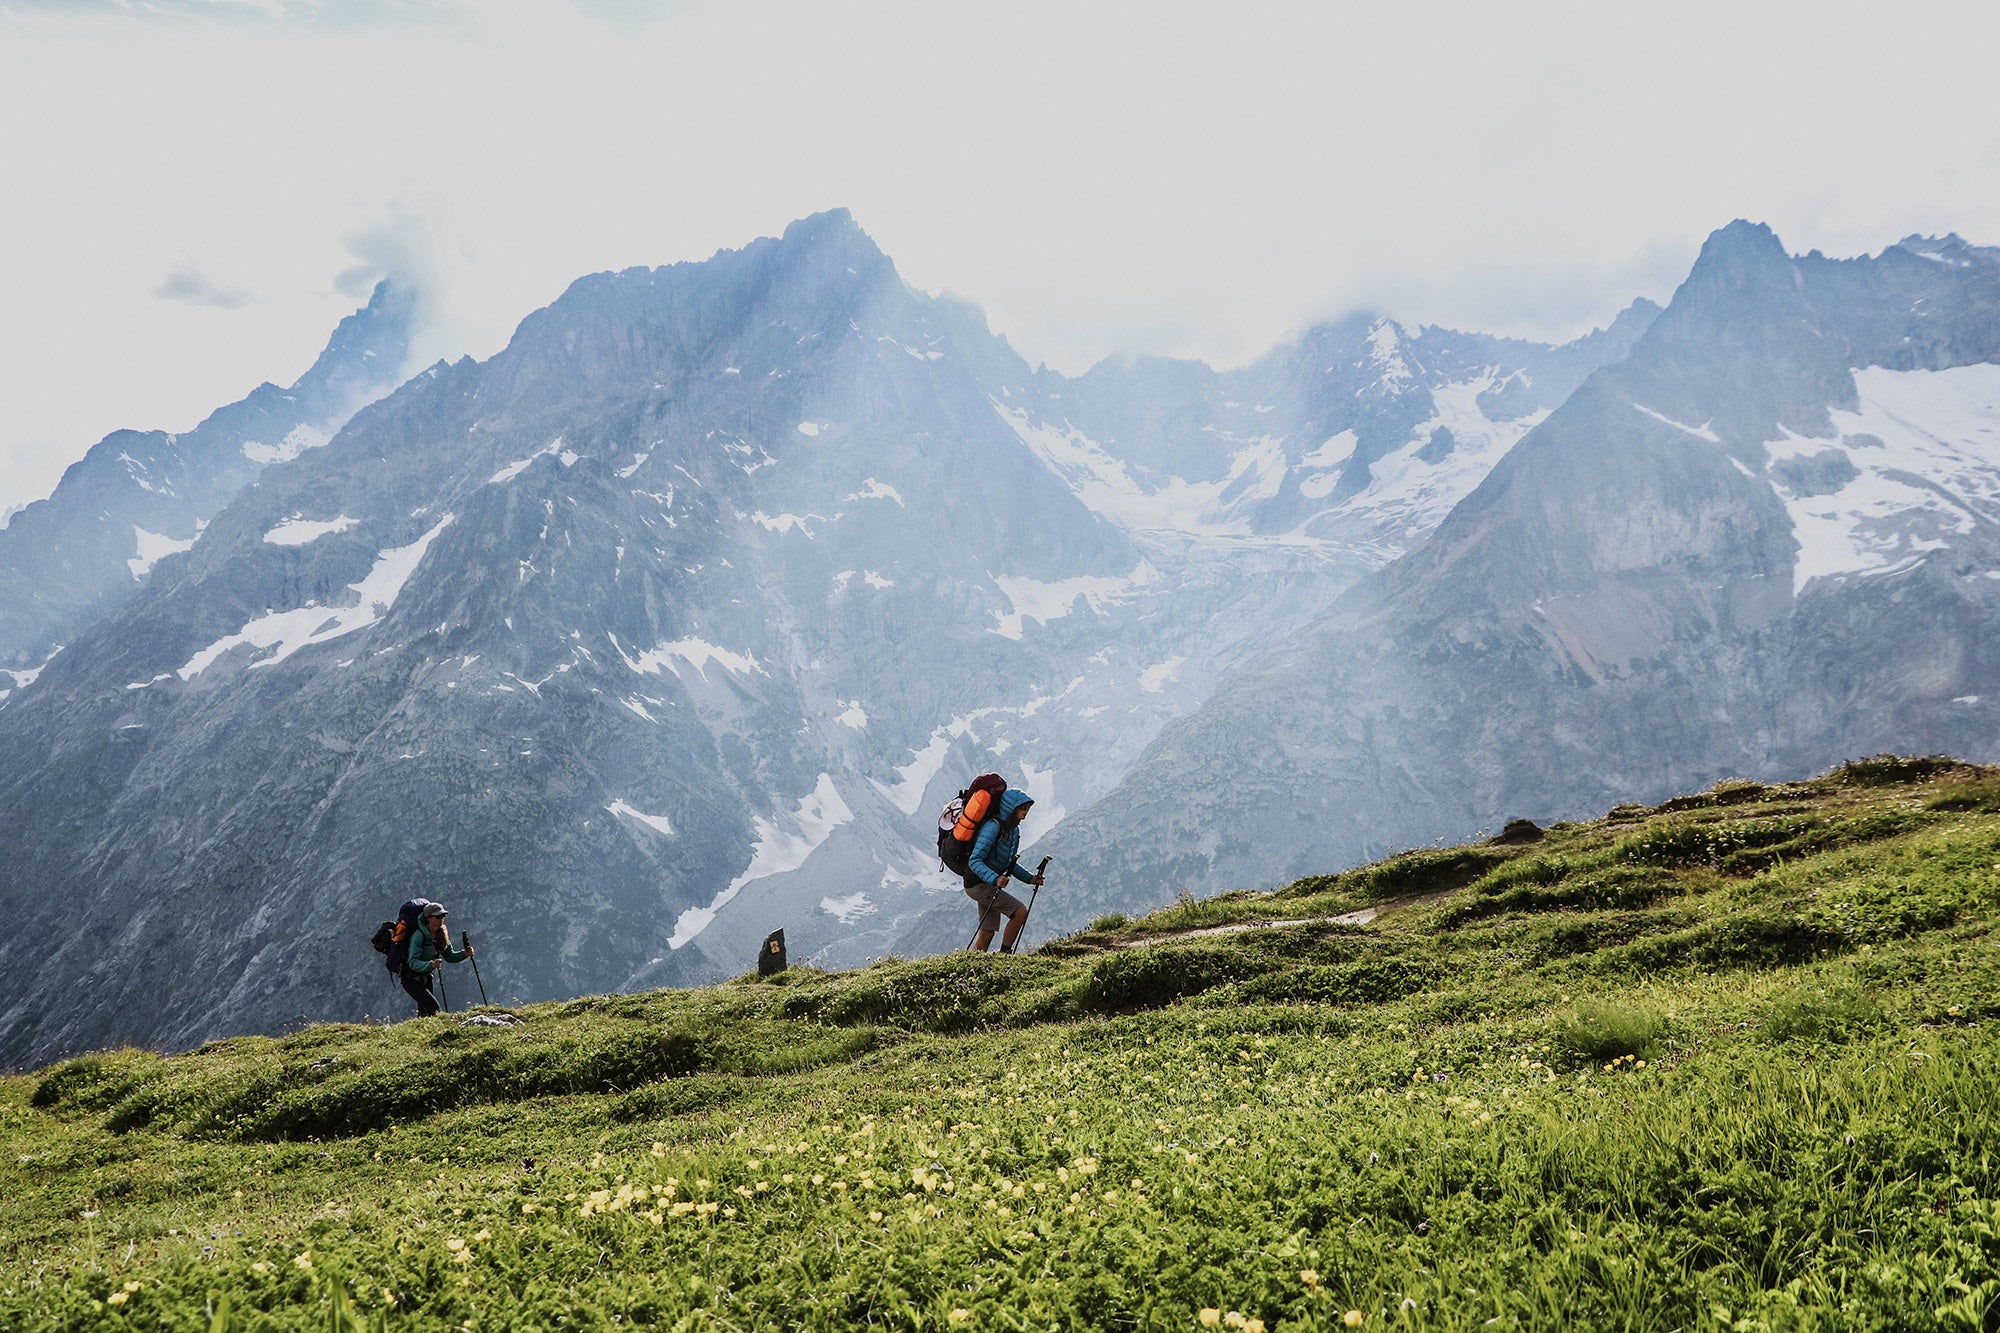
left=6, top=759, right=2000, bottom=1327
left=993, top=224, right=2000, bottom=947
left=0, top=210, right=1659, bottom=1067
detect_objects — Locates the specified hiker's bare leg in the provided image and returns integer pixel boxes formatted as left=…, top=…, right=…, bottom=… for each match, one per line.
left=970, top=928, right=996, bottom=952
left=1000, top=909, right=1027, bottom=953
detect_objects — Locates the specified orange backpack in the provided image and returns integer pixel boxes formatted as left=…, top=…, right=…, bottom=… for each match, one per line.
left=936, top=774, right=1008, bottom=875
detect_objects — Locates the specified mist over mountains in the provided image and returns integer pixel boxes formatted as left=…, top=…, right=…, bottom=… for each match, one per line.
left=1, top=211, right=1992, bottom=1067
left=995, top=222, right=2000, bottom=944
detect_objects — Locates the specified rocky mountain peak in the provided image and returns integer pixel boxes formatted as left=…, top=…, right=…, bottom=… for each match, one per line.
left=287, top=278, right=419, bottom=420
left=1668, top=220, right=1801, bottom=315
left=1890, top=232, right=1998, bottom=270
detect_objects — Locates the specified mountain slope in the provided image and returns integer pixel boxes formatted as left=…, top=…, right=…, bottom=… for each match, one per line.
left=0, top=213, right=1651, bottom=1066
left=1014, top=224, right=2000, bottom=937
left=0, top=282, right=417, bottom=695
left=6, top=757, right=1999, bottom=1331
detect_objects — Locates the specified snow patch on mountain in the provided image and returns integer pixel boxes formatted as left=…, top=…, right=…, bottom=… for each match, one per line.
left=128, top=527, right=197, bottom=580
left=751, top=511, right=829, bottom=536
left=241, top=424, right=330, bottom=466
left=844, top=479, right=904, bottom=505
left=1137, top=655, right=1186, bottom=693
left=489, top=438, right=571, bottom=484
left=670, top=773, right=853, bottom=948
left=819, top=891, right=876, bottom=924
left=264, top=514, right=359, bottom=546
left=613, top=634, right=766, bottom=680
left=0, top=646, right=60, bottom=705
left=1768, top=363, right=2000, bottom=593
left=990, top=564, right=1160, bottom=638
left=1634, top=403, right=1721, bottom=442
left=1366, top=321, right=1412, bottom=384
left=606, top=799, right=676, bottom=837
left=1311, top=380, right=1550, bottom=545
left=177, top=514, right=455, bottom=679
left=995, top=401, right=1291, bottom=541
left=873, top=726, right=955, bottom=815
left=1016, top=760, right=1062, bottom=848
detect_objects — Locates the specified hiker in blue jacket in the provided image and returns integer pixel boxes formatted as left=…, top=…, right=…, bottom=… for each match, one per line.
left=964, top=788, right=1044, bottom=954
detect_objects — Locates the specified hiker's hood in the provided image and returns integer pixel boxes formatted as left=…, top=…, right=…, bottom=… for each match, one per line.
left=997, top=789, right=1034, bottom=821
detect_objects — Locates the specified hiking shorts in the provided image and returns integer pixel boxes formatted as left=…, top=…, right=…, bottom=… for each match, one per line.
left=964, top=879, right=1026, bottom=932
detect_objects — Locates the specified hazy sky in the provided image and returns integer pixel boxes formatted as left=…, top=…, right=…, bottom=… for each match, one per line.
left=3, top=0, right=1998, bottom=512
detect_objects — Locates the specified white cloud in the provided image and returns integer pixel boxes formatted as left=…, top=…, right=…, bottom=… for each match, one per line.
left=2, top=0, right=1998, bottom=510
left=153, top=258, right=258, bottom=309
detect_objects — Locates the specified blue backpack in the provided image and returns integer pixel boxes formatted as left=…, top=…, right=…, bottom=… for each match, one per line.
left=371, top=898, right=431, bottom=973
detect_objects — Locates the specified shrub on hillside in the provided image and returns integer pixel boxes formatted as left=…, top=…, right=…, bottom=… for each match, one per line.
left=780, top=954, right=1062, bottom=1033
left=1553, top=1000, right=1667, bottom=1064
left=1081, top=942, right=1279, bottom=1013
left=1238, top=957, right=1437, bottom=1006
left=30, top=1050, right=161, bottom=1113
left=1606, top=911, right=1850, bottom=973
left=1828, top=755, right=1966, bottom=788
left=1761, top=986, right=1885, bottom=1043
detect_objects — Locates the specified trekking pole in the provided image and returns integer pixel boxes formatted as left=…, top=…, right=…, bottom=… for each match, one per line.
left=465, top=932, right=490, bottom=1005
left=1024, top=856, right=1052, bottom=920
left=437, top=965, right=448, bottom=1015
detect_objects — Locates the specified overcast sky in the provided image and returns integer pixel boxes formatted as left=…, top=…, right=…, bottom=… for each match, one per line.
left=2, top=0, right=1997, bottom=512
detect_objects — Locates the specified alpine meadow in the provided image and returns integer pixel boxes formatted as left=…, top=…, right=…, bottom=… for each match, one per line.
left=5, top=759, right=2000, bottom=1329
left=6, top=6, right=2000, bottom=1326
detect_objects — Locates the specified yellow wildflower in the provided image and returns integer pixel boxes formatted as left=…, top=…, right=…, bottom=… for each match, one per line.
left=948, top=1310, right=971, bottom=1325
left=1344, top=1312, right=1365, bottom=1328
left=293, top=1251, right=314, bottom=1272
left=106, top=1292, right=129, bottom=1307
left=1198, top=1311, right=1222, bottom=1327
left=1300, top=1269, right=1320, bottom=1291
left=445, top=1238, right=466, bottom=1252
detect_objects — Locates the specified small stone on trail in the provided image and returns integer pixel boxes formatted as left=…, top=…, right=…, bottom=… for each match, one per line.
left=459, top=1013, right=525, bottom=1027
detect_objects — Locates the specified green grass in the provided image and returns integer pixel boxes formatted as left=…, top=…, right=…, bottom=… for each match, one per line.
left=5, top=757, right=2000, bottom=1330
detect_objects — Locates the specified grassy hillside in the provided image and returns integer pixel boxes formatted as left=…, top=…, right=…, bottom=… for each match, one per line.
left=6, top=756, right=2000, bottom=1331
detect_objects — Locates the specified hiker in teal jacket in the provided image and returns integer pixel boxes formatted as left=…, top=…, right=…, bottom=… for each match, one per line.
left=401, top=902, right=473, bottom=1017
left=964, top=789, right=1044, bottom=954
